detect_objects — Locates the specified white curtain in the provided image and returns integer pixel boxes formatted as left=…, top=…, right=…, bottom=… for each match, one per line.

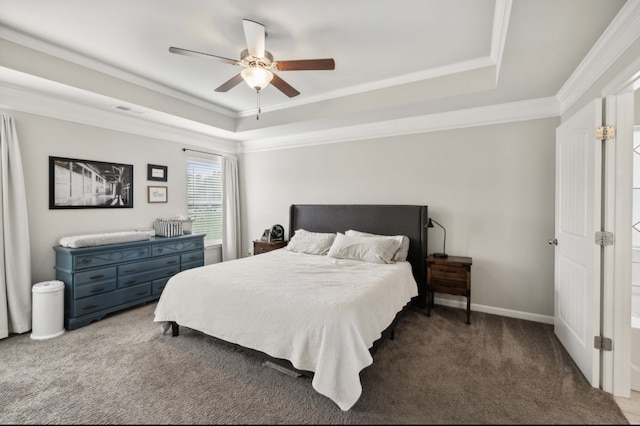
left=0, top=114, right=32, bottom=338
left=221, top=155, right=241, bottom=261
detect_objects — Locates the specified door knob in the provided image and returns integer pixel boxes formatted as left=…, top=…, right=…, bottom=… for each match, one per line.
left=548, top=238, right=558, bottom=245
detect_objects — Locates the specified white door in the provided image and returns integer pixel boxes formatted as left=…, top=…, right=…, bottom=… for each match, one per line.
left=554, top=98, right=603, bottom=387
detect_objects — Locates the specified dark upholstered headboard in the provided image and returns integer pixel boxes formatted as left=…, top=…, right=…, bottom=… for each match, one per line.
left=289, top=204, right=428, bottom=308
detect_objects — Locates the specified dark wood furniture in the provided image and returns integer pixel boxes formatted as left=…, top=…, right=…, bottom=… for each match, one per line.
left=426, top=255, right=472, bottom=324
left=253, top=239, right=287, bottom=254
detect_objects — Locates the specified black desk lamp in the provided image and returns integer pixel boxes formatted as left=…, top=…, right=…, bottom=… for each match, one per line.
left=426, top=218, right=448, bottom=258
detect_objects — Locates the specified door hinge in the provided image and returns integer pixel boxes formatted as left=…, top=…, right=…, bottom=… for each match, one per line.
left=596, top=125, right=615, bottom=140
left=595, top=231, right=613, bottom=246
left=594, top=336, right=613, bottom=351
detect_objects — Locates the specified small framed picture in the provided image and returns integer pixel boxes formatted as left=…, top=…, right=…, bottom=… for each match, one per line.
left=147, top=164, right=168, bottom=182
left=147, top=186, right=168, bottom=203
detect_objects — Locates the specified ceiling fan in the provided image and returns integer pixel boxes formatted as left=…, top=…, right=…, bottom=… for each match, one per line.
left=169, top=19, right=335, bottom=118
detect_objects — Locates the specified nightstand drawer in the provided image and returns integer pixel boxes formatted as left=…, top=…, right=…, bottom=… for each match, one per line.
left=253, top=240, right=287, bottom=255
left=430, top=264, right=467, bottom=281
left=431, top=277, right=467, bottom=290
left=426, top=255, right=473, bottom=324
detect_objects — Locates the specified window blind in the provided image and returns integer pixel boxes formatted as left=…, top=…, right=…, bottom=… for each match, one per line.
left=186, top=155, right=222, bottom=246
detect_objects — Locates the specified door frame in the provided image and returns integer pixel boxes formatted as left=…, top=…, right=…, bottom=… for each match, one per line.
left=601, top=55, right=640, bottom=397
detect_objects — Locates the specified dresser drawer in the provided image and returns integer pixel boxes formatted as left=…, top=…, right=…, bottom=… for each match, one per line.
left=117, top=283, right=152, bottom=304
left=181, top=251, right=204, bottom=264
left=74, top=279, right=117, bottom=299
left=153, top=239, right=203, bottom=256
left=118, top=265, right=180, bottom=288
left=117, top=255, right=180, bottom=276
left=73, top=246, right=151, bottom=270
left=182, top=260, right=204, bottom=271
left=152, top=277, right=171, bottom=295
left=73, top=292, right=119, bottom=316
left=74, top=266, right=117, bottom=286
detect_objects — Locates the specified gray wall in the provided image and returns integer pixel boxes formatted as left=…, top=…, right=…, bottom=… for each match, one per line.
left=7, top=33, right=639, bottom=325
left=6, top=110, right=222, bottom=285
left=240, top=118, right=558, bottom=321
left=8, top=106, right=557, bottom=323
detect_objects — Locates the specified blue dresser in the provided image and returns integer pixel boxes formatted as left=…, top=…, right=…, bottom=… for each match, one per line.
left=54, top=234, right=205, bottom=330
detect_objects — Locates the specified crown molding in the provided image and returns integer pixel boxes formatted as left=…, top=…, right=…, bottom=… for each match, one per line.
left=240, top=97, right=559, bottom=153
left=556, top=0, right=640, bottom=114
left=0, top=69, right=559, bottom=155
left=491, top=0, right=512, bottom=81
left=0, top=83, right=240, bottom=154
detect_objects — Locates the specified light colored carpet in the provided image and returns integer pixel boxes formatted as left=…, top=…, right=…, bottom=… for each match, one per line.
left=0, top=302, right=629, bottom=424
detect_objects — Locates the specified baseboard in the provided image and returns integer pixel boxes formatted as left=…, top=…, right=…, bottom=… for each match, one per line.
left=432, top=296, right=554, bottom=325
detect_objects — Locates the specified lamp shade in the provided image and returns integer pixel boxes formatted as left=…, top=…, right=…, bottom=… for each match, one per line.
left=241, top=67, right=273, bottom=91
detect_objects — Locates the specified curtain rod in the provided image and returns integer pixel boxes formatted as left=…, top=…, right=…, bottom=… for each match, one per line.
left=182, top=148, right=220, bottom=156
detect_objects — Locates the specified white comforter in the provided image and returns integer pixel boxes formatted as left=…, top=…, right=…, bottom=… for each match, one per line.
left=153, top=249, right=418, bottom=411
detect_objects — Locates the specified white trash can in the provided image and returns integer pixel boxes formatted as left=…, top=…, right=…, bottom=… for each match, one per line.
left=31, top=280, right=65, bottom=340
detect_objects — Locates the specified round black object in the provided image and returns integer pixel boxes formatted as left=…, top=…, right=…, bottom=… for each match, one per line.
left=269, top=224, right=284, bottom=241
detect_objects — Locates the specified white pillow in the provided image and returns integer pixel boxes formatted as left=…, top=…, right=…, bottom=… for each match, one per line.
left=286, top=229, right=336, bottom=255
left=345, top=230, right=410, bottom=262
left=327, top=232, right=401, bottom=264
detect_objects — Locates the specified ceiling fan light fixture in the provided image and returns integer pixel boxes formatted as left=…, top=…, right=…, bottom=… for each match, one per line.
left=241, top=67, right=273, bottom=91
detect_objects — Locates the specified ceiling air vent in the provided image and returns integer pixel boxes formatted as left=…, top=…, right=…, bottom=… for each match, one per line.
left=111, top=105, right=146, bottom=115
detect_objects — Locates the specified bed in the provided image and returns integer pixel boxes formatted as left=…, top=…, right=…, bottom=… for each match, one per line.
left=153, top=204, right=428, bottom=411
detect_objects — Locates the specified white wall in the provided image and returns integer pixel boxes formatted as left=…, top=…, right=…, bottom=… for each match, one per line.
left=6, top=110, right=222, bottom=284
left=240, top=118, right=558, bottom=320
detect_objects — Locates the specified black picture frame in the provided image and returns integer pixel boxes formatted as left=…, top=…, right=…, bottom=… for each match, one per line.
left=49, top=156, right=134, bottom=209
left=147, top=164, right=168, bottom=182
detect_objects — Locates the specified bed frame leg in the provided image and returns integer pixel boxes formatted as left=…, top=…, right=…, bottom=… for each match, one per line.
left=171, top=321, right=179, bottom=337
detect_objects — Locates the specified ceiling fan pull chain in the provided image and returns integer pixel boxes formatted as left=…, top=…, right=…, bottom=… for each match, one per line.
left=256, top=90, right=261, bottom=120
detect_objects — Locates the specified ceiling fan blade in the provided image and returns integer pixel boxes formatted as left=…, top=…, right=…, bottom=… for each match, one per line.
left=215, top=73, right=244, bottom=92
left=169, top=46, right=239, bottom=66
left=270, top=73, right=300, bottom=98
left=242, top=19, right=266, bottom=59
left=275, top=58, right=335, bottom=71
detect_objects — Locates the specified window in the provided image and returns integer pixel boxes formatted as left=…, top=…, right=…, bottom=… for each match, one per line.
left=187, top=155, right=222, bottom=246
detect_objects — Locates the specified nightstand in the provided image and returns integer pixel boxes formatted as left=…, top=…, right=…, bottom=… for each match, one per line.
left=253, top=240, right=287, bottom=255
left=426, top=255, right=473, bottom=324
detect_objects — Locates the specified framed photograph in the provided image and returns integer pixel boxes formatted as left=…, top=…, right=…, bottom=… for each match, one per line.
left=147, top=164, right=168, bottom=182
left=49, top=156, right=133, bottom=209
left=147, top=185, right=168, bottom=203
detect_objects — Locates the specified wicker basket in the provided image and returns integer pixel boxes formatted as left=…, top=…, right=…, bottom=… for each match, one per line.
left=153, top=218, right=196, bottom=237
left=153, top=219, right=184, bottom=237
